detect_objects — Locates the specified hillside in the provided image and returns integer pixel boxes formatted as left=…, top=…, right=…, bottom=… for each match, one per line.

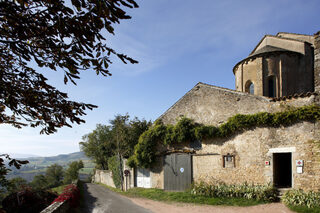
left=6, top=152, right=94, bottom=182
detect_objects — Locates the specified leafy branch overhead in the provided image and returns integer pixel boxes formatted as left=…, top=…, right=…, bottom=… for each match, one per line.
left=0, top=154, right=29, bottom=187
left=128, top=105, right=320, bottom=168
left=0, top=0, right=138, bottom=133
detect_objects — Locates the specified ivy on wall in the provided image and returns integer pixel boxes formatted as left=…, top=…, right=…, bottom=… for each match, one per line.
left=108, top=156, right=122, bottom=189
left=128, top=105, right=320, bottom=169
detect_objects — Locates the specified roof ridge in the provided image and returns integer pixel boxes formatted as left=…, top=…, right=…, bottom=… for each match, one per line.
left=276, top=32, right=313, bottom=37
left=158, top=82, right=271, bottom=120
left=250, top=34, right=309, bottom=55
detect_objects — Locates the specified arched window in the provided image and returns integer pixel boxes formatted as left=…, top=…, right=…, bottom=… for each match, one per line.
left=245, top=81, right=254, bottom=95
left=268, top=76, right=276, bottom=98
left=249, top=83, right=254, bottom=94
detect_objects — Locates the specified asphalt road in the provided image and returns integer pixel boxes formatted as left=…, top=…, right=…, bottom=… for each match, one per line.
left=82, top=183, right=152, bottom=213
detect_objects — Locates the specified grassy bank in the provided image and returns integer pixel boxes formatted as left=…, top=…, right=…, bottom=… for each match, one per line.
left=51, top=184, right=68, bottom=195
left=98, top=184, right=267, bottom=207
left=288, top=205, right=320, bottom=213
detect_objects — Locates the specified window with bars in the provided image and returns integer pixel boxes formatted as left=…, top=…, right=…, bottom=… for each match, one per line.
left=222, top=153, right=235, bottom=168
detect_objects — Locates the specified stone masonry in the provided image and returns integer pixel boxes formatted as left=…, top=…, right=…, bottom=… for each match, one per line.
left=148, top=32, right=320, bottom=192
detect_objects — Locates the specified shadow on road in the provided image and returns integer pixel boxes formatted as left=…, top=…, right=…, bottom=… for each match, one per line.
left=81, top=183, right=97, bottom=213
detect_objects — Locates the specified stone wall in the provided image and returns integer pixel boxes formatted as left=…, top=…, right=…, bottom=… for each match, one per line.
left=40, top=200, right=70, bottom=213
left=234, top=51, right=314, bottom=98
left=315, top=31, right=320, bottom=93
left=94, top=169, right=116, bottom=188
left=160, top=82, right=272, bottom=126
left=158, top=82, right=320, bottom=191
left=150, top=156, right=164, bottom=189
left=160, top=82, right=317, bottom=126
left=193, top=122, right=320, bottom=191
left=93, top=159, right=135, bottom=190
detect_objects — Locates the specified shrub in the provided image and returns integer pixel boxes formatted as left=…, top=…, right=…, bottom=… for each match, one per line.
left=2, top=188, right=57, bottom=213
left=191, top=182, right=278, bottom=202
left=282, top=189, right=320, bottom=208
left=52, top=184, right=80, bottom=207
left=108, top=156, right=122, bottom=189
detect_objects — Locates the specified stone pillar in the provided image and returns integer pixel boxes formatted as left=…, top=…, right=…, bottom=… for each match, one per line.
left=314, top=31, right=320, bottom=93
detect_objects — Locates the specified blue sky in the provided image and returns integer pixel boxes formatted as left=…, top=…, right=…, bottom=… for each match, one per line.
left=1, top=0, right=320, bottom=156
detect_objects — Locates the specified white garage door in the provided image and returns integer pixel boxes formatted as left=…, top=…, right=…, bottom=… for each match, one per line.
left=136, top=168, right=151, bottom=188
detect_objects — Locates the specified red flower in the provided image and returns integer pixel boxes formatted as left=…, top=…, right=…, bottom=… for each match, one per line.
left=52, top=184, right=80, bottom=207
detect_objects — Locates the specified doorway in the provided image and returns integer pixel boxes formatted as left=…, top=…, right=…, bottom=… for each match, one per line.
left=164, top=154, right=192, bottom=191
left=273, top=153, right=292, bottom=188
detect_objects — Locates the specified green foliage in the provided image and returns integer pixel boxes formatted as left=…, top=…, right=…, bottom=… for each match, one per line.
left=103, top=185, right=266, bottom=206
left=7, top=177, right=28, bottom=193
left=0, top=154, right=28, bottom=188
left=63, top=160, right=84, bottom=184
left=282, top=189, right=320, bottom=208
left=80, top=115, right=151, bottom=170
left=131, top=105, right=320, bottom=168
left=80, top=124, right=115, bottom=170
left=30, top=174, right=49, bottom=190
left=51, top=184, right=68, bottom=195
left=191, top=182, right=278, bottom=202
left=108, top=156, right=122, bottom=189
left=288, top=205, right=320, bottom=213
left=45, top=163, right=64, bottom=188
left=0, top=0, right=138, bottom=133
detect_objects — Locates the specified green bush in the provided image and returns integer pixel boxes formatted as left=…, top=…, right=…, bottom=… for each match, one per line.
left=191, top=182, right=278, bottom=202
left=107, top=156, right=122, bottom=189
left=282, top=189, right=320, bottom=208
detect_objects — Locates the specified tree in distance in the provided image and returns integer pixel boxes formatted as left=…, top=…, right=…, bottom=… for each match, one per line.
left=45, top=164, right=64, bottom=188
left=0, top=0, right=138, bottom=134
left=6, top=177, right=28, bottom=193
left=30, top=174, right=49, bottom=190
left=80, top=115, right=151, bottom=170
left=63, top=160, right=84, bottom=184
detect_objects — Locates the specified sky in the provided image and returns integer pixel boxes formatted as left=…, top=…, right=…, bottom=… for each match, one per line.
left=1, top=0, right=320, bottom=157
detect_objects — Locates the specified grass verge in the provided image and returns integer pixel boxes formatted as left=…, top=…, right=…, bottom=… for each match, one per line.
left=98, top=184, right=267, bottom=207
left=288, top=205, right=320, bottom=213
left=50, top=184, right=68, bottom=195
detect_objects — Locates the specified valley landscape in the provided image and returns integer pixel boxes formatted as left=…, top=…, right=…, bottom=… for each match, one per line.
left=6, top=152, right=94, bottom=182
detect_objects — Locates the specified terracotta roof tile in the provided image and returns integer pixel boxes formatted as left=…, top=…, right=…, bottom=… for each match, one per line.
left=270, top=92, right=318, bottom=102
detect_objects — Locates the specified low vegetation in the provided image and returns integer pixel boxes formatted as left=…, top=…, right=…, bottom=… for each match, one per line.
left=52, top=183, right=80, bottom=208
left=191, top=182, right=278, bottom=202
left=100, top=184, right=269, bottom=206
left=1, top=188, right=57, bottom=213
left=282, top=189, right=320, bottom=212
left=128, top=105, right=320, bottom=168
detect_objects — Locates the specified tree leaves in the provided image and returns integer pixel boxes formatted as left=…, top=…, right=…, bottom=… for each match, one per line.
left=0, top=0, right=138, bottom=133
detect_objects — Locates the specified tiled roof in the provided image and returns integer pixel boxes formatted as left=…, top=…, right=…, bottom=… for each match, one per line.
left=270, top=92, right=318, bottom=102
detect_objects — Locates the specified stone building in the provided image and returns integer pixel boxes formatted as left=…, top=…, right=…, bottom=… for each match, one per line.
left=131, top=31, right=320, bottom=192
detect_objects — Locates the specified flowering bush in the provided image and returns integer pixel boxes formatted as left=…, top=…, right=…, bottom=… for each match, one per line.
left=191, top=182, right=278, bottom=202
left=52, top=184, right=80, bottom=207
left=2, top=188, right=56, bottom=213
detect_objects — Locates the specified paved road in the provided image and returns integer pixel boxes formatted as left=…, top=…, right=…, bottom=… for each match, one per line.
left=81, top=183, right=152, bottom=213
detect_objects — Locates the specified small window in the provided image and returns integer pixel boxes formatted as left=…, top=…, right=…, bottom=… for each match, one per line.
left=223, top=153, right=235, bottom=168
left=268, top=76, right=276, bottom=98
left=249, top=83, right=254, bottom=94
left=190, top=140, right=202, bottom=150
left=245, top=81, right=254, bottom=95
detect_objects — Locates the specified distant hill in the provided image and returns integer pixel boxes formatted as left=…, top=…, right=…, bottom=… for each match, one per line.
left=6, top=151, right=94, bottom=182
left=7, top=153, right=40, bottom=159
left=26, top=151, right=91, bottom=166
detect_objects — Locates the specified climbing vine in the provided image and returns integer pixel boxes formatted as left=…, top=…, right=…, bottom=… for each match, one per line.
left=128, top=105, right=320, bottom=169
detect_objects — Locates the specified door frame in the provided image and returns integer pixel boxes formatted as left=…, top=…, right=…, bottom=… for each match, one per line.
left=268, top=147, right=295, bottom=188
